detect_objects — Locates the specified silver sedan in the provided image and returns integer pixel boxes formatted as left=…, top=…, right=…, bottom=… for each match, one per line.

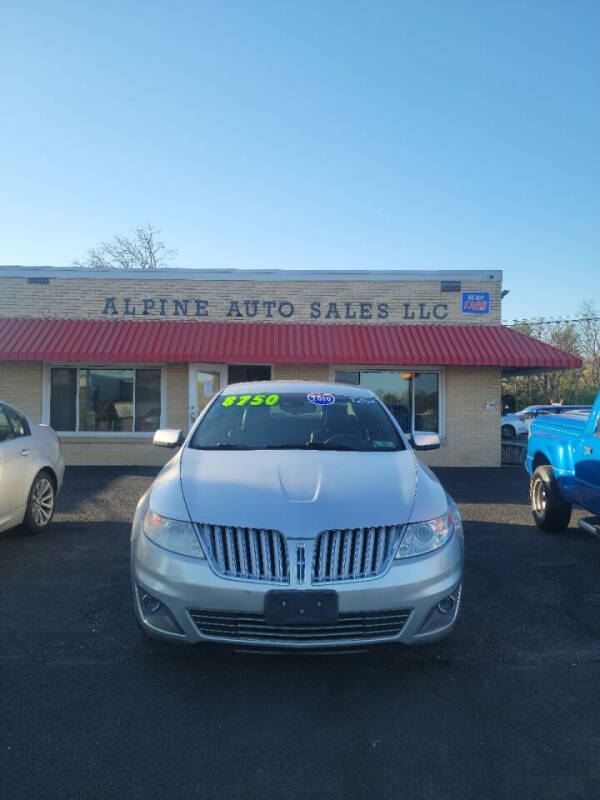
left=131, top=381, right=464, bottom=649
left=0, top=402, right=65, bottom=534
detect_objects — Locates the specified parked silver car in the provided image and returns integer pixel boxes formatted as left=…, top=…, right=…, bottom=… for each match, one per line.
left=0, top=402, right=65, bottom=534
left=131, top=381, right=464, bottom=648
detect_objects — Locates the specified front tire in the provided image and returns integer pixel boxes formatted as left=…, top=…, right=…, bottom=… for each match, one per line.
left=530, top=465, right=572, bottom=532
left=23, top=470, right=55, bottom=534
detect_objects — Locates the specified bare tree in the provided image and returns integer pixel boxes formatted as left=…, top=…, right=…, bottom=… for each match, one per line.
left=73, top=223, right=176, bottom=269
left=577, top=300, right=600, bottom=387
left=503, top=320, right=583, bottom=408
left=503, top=301, right=600, bottom=407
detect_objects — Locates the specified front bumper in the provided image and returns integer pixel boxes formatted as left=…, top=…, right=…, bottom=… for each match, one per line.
left=131, top=522, right=464, bottom=649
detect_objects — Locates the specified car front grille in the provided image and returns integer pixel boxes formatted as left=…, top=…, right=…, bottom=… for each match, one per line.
left=312, top=525, right=403, bottom=583
left=188, top=608, right=412, bottom=643
left=195, top=524, right=289, bottom=583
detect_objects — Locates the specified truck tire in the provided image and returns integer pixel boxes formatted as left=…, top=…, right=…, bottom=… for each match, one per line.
left=530, top=465, right=572, bottom=532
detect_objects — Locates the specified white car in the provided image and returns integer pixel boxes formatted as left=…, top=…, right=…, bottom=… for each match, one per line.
left=131, top=381, right=464, bottom=649
left=501, top=412, right=528, bottom=438
left=0, top=402, right=65, bottom=534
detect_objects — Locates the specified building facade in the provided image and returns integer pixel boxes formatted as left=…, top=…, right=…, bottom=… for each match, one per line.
left=0, top=267, right=579, bottom=467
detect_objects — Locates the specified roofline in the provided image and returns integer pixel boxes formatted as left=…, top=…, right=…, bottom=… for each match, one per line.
left=0, top=265, right=503, bottom=282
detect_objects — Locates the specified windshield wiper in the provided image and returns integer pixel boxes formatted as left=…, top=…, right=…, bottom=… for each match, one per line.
left=305, top=442, right=362, bottom=451
left=192, top=443, right=251, bottom=450
left=264, top=443, right=362, bottom=451
left=194, top=442, right=365, bottom=451
left=264, top=444, right=309, bottom=449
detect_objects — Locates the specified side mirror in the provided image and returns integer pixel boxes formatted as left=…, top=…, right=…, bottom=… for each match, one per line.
left=153, top=429, right=184, bottom=448
left=411, top=431, right=440, bottom=451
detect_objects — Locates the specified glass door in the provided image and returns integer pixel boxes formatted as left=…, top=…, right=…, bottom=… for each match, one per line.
left=188, top=364, right=227, bottom=427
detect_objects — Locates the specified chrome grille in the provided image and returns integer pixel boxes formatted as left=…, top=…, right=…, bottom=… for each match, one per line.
left=196, top=524, right=289, bottom=583
left=312, top=525, right=403, bottom=583
left=188, top=609, right=411, bottom=643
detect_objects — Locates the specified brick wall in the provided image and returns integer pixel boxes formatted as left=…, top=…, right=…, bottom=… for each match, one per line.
left=0, top=362, right=43, bottom=419
left=421, top=366, right=501, bottom=467
left=59, top=438, right=168, bottom=466
left=0, top=276, right=502, bottom=325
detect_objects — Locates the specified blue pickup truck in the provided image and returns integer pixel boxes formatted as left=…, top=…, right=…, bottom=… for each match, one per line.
left=526, top=392, right=600, bottom=533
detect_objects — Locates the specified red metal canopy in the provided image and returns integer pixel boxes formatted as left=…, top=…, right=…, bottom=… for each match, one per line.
left=0, top=317, right=582, bottom=369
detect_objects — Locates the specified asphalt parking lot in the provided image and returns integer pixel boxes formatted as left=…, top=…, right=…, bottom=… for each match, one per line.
left=2, top=466, right=600, bottom=800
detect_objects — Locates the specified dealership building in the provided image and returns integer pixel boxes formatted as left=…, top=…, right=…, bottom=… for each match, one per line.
left=0, top=266, right=579, bottom=467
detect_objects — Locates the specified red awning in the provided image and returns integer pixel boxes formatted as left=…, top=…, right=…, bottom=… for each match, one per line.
left=0, top=317, right=582, bottom=369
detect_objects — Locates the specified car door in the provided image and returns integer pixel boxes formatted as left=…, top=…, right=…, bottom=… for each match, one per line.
left=574, top=414, right=600, bottom=515
left=0, top=404, right=34, bottom=529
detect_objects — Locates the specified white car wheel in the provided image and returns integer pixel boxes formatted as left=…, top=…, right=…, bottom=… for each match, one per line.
left=24, top=471, right=55, bottom=534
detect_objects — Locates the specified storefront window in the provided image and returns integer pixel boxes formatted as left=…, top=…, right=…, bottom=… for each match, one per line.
left=79, top=369, right=134, bottom=432
left=135, top=369, right=162, bottom=432
left=50, top=368, right=77, bottom=431
left=334, top=369, right=440, bottom=434
left=335, top=371, right=360, bottom=385
left=414, top=372, right=439, bottom=432
left=228, top=365, right=272, bottom=383
left=49, top=367, right=161, bottom=433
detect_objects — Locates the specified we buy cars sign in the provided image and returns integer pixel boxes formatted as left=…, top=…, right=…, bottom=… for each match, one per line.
left=462, top=292, right=490, bottom=314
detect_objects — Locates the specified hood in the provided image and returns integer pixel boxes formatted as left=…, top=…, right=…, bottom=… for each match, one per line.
left=176, top=447, right=443, bottom=538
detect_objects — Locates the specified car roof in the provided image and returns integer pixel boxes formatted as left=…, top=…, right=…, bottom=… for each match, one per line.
left=222, top=380, right=374, bottom=398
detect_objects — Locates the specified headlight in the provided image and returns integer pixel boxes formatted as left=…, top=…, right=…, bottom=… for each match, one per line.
left=142, top=509, right=205, bottom=559
left=395, top=500, right=460, bottom=559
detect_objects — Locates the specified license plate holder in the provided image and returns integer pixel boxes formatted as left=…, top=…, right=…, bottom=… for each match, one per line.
left=264, top=591, right=338, bottom=625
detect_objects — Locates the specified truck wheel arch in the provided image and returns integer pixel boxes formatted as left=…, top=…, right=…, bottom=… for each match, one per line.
left=532, top=452, right=550, bottom=471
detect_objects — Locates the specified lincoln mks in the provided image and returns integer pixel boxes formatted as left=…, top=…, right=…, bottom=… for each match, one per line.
left=131, top=381, right=464, bottom=648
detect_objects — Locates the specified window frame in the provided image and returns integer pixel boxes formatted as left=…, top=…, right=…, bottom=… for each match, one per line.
left=329, top=365, right=446, bottom=438
left=42, top=362, right=167, bottom=437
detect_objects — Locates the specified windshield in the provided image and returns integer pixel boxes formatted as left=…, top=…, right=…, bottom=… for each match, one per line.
left=189, top=390, right=405, bottom=451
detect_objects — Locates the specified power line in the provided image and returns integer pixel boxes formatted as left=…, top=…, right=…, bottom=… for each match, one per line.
left=503, top=316, right=600, bottom=327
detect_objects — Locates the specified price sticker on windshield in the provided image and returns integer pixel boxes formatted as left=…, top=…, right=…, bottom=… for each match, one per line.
left=307, top=392, right=335, bottom=405
left=222, top=394, right=280, bottom=407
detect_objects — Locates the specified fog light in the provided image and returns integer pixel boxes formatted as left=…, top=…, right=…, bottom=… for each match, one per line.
left=437, top=595, right=455, bottom=614
left=142, top=593, right=161, bottom=613
left=136, top=585, right=185, bottom=635
left=416, top=585, right=462, bottom=636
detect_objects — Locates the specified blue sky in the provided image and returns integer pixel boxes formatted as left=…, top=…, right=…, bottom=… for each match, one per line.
left=1, top=0, right=598, bottom=322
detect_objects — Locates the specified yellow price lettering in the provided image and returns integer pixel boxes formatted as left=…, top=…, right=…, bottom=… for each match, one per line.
left=222, top=393, right=279, bottom=407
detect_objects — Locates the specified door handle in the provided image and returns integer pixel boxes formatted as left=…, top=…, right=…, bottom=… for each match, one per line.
left=20, top=448, right=31, bottom=456
left=584, top=446, right=593, bottom=455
